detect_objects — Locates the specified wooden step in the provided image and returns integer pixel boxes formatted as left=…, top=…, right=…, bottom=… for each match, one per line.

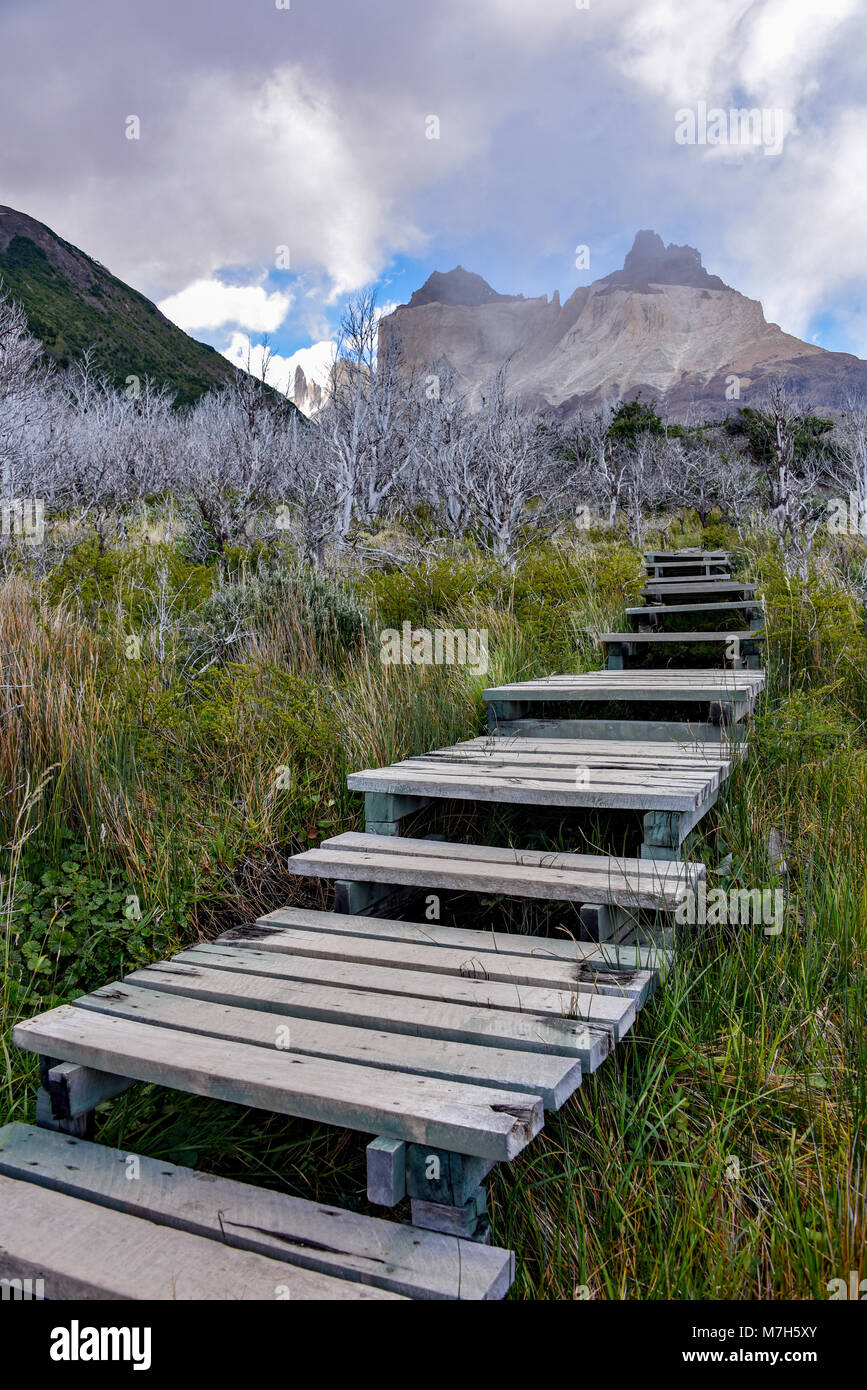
left=168, top=942, right=638, bottom=1041
left=219, top=918, right=657, bottom=1006
left=348, top=735, right=736, bottom=814
left=598, top=629, right=761, bottom=644
left=626, top=601, right=762, bottom=617
left=645, top=559, right=730, bottom=569
left=253, top=903, right=674, bottom=976
left=117, top=964, right=616, bottom=1072
left=642, top=580, right=757, bottom=599
left=0, top=1124, right=513, bottom=1299
left=644, top=550, right=729, bottom=560
left=287, top=831, right=703, bottom=913
left=14, top=1005, right=544, bottom=1161
left=76, top=981, right=584, bottom=1109
left=484, top=668, right=765, bottom=709
left=645, top=565, right=731, bottom=580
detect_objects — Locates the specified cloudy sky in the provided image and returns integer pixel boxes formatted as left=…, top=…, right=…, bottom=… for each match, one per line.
left=1, top=0, right=865, bottom=393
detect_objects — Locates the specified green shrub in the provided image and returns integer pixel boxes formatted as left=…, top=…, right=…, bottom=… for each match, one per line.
left=5, top=839, right=172, bottom=1006
left=186, top=564, right=370, bottom=675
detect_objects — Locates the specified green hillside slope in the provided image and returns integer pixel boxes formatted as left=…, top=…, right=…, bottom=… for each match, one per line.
left=0, top=207, right=255, bottom=407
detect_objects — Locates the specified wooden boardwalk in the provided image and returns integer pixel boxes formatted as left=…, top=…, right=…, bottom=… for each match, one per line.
left=342, top=736, right=740, bottom=855
left=484, top=668, right=765, bottom=743
left=5, top=546, right=766, bottom=1298
left=0, top=1124, right=512, bottom=1299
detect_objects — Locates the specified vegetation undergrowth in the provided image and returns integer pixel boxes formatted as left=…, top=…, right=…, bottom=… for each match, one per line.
left=1, top=521, right=864, bottom=1299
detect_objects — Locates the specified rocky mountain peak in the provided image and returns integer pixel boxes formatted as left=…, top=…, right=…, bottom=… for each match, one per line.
left=600, top=229, right=730, bottom=293
left=378, top=230, right=867, bottom=418
left=408, top=265, right=524, bottom=309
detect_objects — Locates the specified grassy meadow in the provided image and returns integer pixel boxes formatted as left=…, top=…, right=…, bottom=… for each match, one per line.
left=1, top=516, right=865, bottom=1300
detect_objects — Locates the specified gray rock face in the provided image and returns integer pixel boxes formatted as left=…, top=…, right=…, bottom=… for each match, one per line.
left=379, top=232, right=867, bottom=417
left=291, top=365, right=323, bottom=414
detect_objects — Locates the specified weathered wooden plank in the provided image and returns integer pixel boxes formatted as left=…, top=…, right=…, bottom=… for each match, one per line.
left=0, top=1123, right=511, bottom=1299
left=73, top=982, right=583, bottom=1108
left=168, top=943, right=638, bottom=1039
left=288, top=832, right=702, bottom=910
left=642, top=582, right=757, bottom=598
left=115, top=965, right=614, bottom=1070
left=322, top=831, right=707, bottom=885
left=483, top=670, right=765, bottom=703
left=644, top=550, right=729, bottom=560
left=362, top=756, right=728, bottom=782
left=299, top=830, right=703, bottom=880
left=645, top=559, right=730, bottom=569
left=493, top=718, right=746, bottom=741
left=13, top=1007, right=544, bottom=1160
left=254, top=903, right=672, bottom=975
left=436, top=735, right=738, bottom=760
left=293, top=844, right=694, bottom=904
left=598, top=629, right=760, bottom=644
left=626, top=601, right=762, bottom=617
left=217, top=921, right=655, bottom=1007
left=392, top=753, right=725, bottom=777
left=350, top=768, right=710, bottom=813
left=363, top=756, right=721, bottom=783
left=0, top=1169, right=401, bottom=1300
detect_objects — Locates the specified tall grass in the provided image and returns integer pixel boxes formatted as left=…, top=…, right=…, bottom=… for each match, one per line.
left=0, top=527, right=864, bottom=1298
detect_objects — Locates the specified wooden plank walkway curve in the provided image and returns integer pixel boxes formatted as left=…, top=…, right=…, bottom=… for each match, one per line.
left=5, top=546, right=766, bottom=1296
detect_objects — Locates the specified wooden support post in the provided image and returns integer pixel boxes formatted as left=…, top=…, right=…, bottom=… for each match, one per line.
left=35, top=1087, right=94, bottom=1139
left=34, top=1056, right=96, bottom=1137
left=364, top=791, right=430, bottom=836
left=709, top=699, right=735, bottom=730
left=607, top=641, right=625, bottom=670
left=747, top=605, right=765, bottom=631
left=404, top=1145, right=494, bottom=1242
left=366, top=1137, right=406, bottom=1207
left=578, top=903, right=638, bottom=942
left=487, top=699, right=530, bottom=733
left=641, top=792, right=717, bottom=860
left=46, top=1061, right=133, bottom=1120
left=333, top=879, right=415, bottom=917
left=636, top=611, right=661, bottom=631
left=405, top=1145, right=494, bottom=1208
left=410, top=1190, right=490, bottom=1242
left=641, top=810, right=683, bottom=862
left=742, top=633, right=764, bottom=671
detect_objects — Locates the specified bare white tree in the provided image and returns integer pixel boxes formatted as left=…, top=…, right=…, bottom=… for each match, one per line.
left=460, top=369, right=564, bottom=563
left=0, top=293, right=57, bottom=505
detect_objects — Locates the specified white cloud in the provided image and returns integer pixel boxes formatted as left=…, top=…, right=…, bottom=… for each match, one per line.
left=282, top=339, right=337, bottom=390
left=730, top=107, right=867, bottom=351
left=158, top=278, right=292, bottom=333
left=2, top=0, right=866, bottom=360
left=220, top=332, right=335, bottom=398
